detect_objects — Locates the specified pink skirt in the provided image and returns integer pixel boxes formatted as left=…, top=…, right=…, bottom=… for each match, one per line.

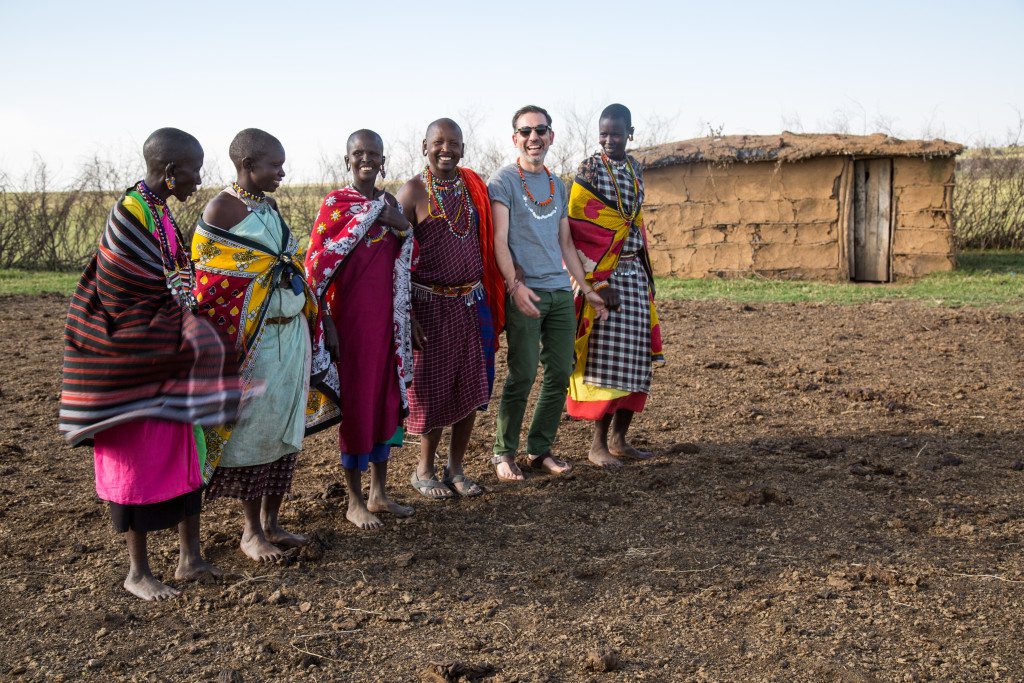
left=94, top=418, right=201, bottom=505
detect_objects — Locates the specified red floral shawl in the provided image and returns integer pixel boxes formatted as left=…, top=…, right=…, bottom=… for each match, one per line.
left=303, top=187, right=414, bottom=433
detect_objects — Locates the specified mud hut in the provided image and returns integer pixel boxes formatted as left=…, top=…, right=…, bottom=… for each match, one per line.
left=634, top=133, right=964, bottom=281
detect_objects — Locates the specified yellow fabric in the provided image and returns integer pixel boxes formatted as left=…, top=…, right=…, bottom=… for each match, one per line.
left=191, top=227, right=317, bottom=471
left=122, top=195, right=148, bottom=226
left=567, top=181, right=647, bottom=404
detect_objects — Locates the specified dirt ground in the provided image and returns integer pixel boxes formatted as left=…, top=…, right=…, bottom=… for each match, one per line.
left=1, top=293, right=1023, bottom=682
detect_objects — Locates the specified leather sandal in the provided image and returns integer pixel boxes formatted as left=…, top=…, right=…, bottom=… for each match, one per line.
left=409, top=469, right=455, bottom=498
left=441, top=466, right=483, bottom=497
left=489, top=454, right=524, bottom=481
left=527, top=451, right=573, bottom=475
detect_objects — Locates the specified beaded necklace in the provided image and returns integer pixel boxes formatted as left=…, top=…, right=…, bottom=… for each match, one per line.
left=231, top=181, right=270, bottom=213
left=424, top=168, right=474, bottom=239
left=347, top=187, right=410, bottom=246
left=600, top=153, right=641, bottom=225
left=136, top=180, right=198, bottom=311
left=515, top=160, right=557, bottom=220
left=364, top=223, right=389, bottom=246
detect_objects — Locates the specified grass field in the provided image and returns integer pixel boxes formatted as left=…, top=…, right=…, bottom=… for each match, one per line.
left=654, top=250, right=1024, bottom=309
left=3, top=251, right=1023, bottom=308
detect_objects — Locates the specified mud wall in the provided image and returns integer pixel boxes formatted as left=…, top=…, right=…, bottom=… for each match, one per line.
left=891, top=157, right=956, bottom=279
left=643, top=158, right=846, bottom=280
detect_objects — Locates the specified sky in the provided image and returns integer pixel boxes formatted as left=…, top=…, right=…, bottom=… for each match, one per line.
left=1, top=0, right=1022, bottom=185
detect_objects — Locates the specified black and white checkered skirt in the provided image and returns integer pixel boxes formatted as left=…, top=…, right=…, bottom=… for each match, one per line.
left=582, top=256, right=652, bottom=394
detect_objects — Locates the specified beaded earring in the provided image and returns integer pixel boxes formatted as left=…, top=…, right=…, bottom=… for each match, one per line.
left=165, top=176, right=176, bottom=190
left=380, top=165, right=386, bottom=179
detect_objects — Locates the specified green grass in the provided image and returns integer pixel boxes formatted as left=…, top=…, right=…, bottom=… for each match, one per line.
left=0, top=269, right=80, bottom=296
left=654, top=250, right=1024, bottom=310
left=4, top=251, right=1023, bottom=310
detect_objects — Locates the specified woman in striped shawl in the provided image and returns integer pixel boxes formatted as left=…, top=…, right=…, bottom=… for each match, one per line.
left=60, top=128, right=246, bottom=601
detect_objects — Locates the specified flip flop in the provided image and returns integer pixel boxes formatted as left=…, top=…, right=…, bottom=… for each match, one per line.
left=528, top=451, right=573, bottom=475
left=409, top=469, right=455, bottom=499
left=441, top=466, right=483, bottom=497
left=489, top=454, right=524, bottom=481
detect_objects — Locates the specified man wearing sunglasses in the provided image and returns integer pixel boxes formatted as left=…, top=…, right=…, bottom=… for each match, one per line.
left=488, top=105, right=608, bottom=481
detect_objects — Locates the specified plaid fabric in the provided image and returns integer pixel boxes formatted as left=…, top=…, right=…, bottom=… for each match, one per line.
left=582, top=254, right=652, bottom=393
left=205, top=452, right=298, bottom=501
left=407, top=183, right=491, bottom=433
left=576, top=153, right=645, bottom=219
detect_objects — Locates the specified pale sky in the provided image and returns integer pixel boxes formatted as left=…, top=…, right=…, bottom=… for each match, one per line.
left=1, top=0, right=1022, bottom=185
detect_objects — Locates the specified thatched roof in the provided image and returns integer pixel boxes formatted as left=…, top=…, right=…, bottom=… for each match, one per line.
left=633, top=132, right=964, bottom=169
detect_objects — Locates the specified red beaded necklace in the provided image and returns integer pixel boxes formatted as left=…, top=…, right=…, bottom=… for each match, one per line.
left=515, top=160, right=555, bottom=206
left=425, top=168, right=474, bottom=239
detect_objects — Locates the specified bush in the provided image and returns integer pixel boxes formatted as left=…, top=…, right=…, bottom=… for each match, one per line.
left=954, top=147, right=1024, bottom=250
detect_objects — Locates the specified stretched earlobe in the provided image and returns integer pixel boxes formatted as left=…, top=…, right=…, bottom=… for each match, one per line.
left=164, top=162, right=176, bottom=191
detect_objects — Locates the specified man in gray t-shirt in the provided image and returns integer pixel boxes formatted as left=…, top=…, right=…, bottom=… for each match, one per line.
left=488, top=105, right=608, bottom=481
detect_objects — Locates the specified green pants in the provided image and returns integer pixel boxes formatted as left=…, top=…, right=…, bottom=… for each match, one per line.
left=494, top=289, right=576, bottom=456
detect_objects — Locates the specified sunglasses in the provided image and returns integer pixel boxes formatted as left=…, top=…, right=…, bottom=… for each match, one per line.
left=515, top=125, right=551, bottom=137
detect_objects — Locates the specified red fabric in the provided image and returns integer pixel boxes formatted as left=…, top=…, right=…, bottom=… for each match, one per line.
left=566, top=392, right=647, bottom=421
left=460, top=167, right=505, bottom=346
left=326, top=233, right=403, bottom=455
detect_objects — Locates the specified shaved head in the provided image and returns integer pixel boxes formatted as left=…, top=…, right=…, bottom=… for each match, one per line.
left=228, top=128, right=283, bottom=170
left=347, top=128, right=384, bottom=153
left=600, top=103, right=632, bottom=128
left=425, top=118, right=463, bottom=140
left=142, top=127, right=202, bottom=173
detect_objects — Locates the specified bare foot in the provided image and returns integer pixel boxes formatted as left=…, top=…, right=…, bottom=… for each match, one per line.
left=264, top=525, right=308, bottom=548
left=240, top=530, right=285, bottom=562
left=175, top=556, right=224, bottom=582
left=610, top=444, right=654, bottom=460
left=346, top=505, right=384, bottom=530
left=588, top=446, right=624, bottom=470
left=124, top=572, right=180, bottom=601
left=368, top=495, right=414, bottom=518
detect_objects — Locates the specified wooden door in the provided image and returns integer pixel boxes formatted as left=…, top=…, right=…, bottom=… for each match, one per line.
left=852, top=159, right=892, bottom=282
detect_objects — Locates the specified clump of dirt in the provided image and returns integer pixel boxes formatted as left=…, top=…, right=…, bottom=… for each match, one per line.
left=1, top=294, right=1023, bottom=680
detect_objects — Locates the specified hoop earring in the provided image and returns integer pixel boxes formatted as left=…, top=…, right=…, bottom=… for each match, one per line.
left=165, top=176, right=176, bottom=190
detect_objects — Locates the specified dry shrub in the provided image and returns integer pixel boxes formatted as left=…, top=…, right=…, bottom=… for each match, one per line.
left=0, top=107, right=678, bottom=271
left=954, top=146, right=1024, bottom=250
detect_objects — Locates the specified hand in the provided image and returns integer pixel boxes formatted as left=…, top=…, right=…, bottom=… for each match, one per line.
left=584, top=289, right=609, bottom=321
left=512, top=282, right=541, bottom=318
left=322, top=316, right=340, bottom=361
left=378, top=205, right=411, bottom=231
left=597, top=286, right=621, bottom=312
left=411, top=316, right=426, bottom=351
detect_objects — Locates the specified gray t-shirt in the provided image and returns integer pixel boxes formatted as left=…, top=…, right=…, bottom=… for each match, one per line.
left=488, top=163, right=571, bottom=291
